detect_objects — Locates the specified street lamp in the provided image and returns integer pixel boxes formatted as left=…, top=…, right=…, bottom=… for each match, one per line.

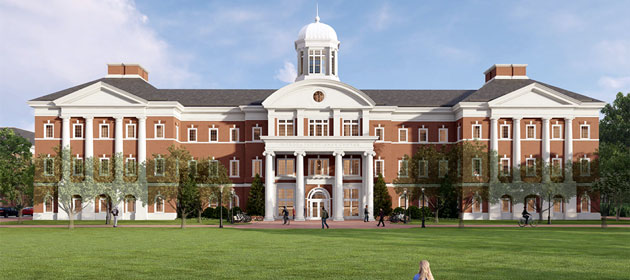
left=219, top=185, right=224, bottom=229
left=230, top=189, right=235, bottom=224
left=421, top=187, right=426, bottom=228
left=403, top=188, right=408, bottom=224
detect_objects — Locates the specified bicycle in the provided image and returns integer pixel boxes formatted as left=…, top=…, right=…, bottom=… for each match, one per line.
left=518, top=216, right=538, bottom=227
left=233, top=212, right=252, bottom=223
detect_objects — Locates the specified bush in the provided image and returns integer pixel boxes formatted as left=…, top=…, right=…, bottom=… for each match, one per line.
left=392, top=207, right=405, bottom=215
left=231, top=206, right=242, bottom=214
left=419, top=206, right=432, bottom=218
left=202, top=207, right=214, bottom=219
left=212, top=206, right=229, bottom=219
left=408, top=206, right=421, bottom=219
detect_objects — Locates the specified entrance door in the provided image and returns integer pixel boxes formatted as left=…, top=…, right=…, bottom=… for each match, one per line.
left=307, top=187, right=331, bottom=220
left=310, top=200, right=322, bottom=218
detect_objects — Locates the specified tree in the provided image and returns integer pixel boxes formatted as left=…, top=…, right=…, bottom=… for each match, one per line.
left=600, top=92, right=630, bottom=147
left=177, top=171, right=199, bottom=229
left=247, top=174, right=265, bottom=215
left=594, top=142, right=630, bottom=227
left=0, top=128, right=34, bottom=224
left=452, top=141, right=490, bottom=228
left=373, top=174, right=392, bottom=216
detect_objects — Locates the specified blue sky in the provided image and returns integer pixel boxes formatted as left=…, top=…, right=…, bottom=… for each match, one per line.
left=2, top=0, right=630, bottom=130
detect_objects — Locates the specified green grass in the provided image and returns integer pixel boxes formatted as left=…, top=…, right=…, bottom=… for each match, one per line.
left=1, top=227, right=629, bottom=279
left=404, top=218, right=630, bottom=225
left=0, top=218, right=236, bottom=226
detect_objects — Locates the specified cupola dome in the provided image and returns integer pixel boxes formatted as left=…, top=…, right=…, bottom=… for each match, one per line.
left=296, top=17, right=338, bottom=42
left=294, top=11, right=341, bottom=82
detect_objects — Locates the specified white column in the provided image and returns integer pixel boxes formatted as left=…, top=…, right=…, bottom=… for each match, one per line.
left=115, top=116, right=124, bottom=155
left=333, top=151, right=344, bottom=221
left=264, top=151, right=276, bottom=221
left=366, top=151, right=375, bottom=221
left=62, top=116, right=71, bottom=149
left=513, top=117, right=521, bottom=182
left=267, top=110, right=275, bottom=137
left=296, top=110, right=305, bottom=137
left=361, top=109, right=370, bottom=136
left=294, top=151, right=305, bottom=221
left=490, top=117, right=499, bottom=182
left=542, top=117, right=551, bottom=182
left=137, top=117, right=147, bottom=164
left=333, top=109, right=341, bottom=136
left=564, top=117, right=574, bottom=182
left=85, top=117, right=94, bottom=159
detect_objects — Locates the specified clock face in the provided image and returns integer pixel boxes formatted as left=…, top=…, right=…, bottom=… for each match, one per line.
left=313, top=91, right=325, bottom=102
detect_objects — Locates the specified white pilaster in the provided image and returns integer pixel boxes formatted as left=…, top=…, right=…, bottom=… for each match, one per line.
left=62, top=116, right=71, bottom=149
left=333, top=151, right=344, bottom=221
left=361, top=109, right=370, bottom=136
left=366, top=151, right=375, bottom=221
left=490, top=117, right=499, bottom=182
left=264, top=151, right=276, bottom=221
left=296, top=109, right=305, bottom=137
left=333, top=109, right=341, bottom=136
left=564, top=117, right=574, bottom=182
left=267, top=110, right=275, bottom=137
left=512, top=117, right=521, bottom=182
left=85, top=117, right=94, bottom=159
left=294, top=151, right=305, bottom=221
left=542, top=117, right=551, bottom=182
left=115, top=116, right=124, bottom=155
left=138, top=117, right=147, bottom=164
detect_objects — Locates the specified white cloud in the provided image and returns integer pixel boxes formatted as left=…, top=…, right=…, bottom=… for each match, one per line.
left=594, top=40, right=630, bottom=70
left=0, top=0, right=196, bottom=130
left=274, top=61, right=297, bottom=83
left=598, top=76, right=630, bottom=90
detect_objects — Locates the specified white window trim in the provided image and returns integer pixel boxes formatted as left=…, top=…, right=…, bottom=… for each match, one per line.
left=398, top=195, right=409, bottom=209
left=438, top=128, right=448, bottom=143
left=154, top=123, right=165, bottom=139
left=472, top=158, right=482, bottom=177
left=553, top=197, right=564, bottom=213
left=209, top=128, right=219, bottom=143
left=501, top=197, right=512, bottom=213
left=188, top=159, right=197, bottom=174
left=308, top=119, right=329, bottom=136
left=252, top=159, right=263, bottom=177
left=525, top=124, right=536, bottom=140
left=126, top=123, right=136, bottom=139
left=580, top=124, right=590, bottom=139
left=500, top=158, right=511, bottom=176
left=44, top=157, right=54, bottom=176
left=472, top=124, right=482, bottom=140
left=499, top=124, right=511, bottom=140
left=551, top=158, right=563, bottom=177
left=229, top=159, right=240, bottom=178
left=154, top=196, right=165, bottom=213
left=154, top=157, right=165, bottom=176
left=308, top=158, right=329, bottom=176
left=126, top=157, right=137, bottom=176
left=343, top=119, right=360, bottom=136
left=457, top=125, right=461, bottom=141
left=72, top=156, right=83, bottom=176
left=175, top=125, right=179, bottom=141
left=551, top=124, right=562, bottom=140
left=230, top=127, right=240, bottom=143
left=438, top=159, right=448, bottom=178
left=398, top=159, right=409, bottom=178
left=418, top=128, right=428, bottom=143
left=375, top=127, right=385, bottom=142
left=526, top=158, right=536, bottom=177
left=125, top=196, right=136, bottom=213
left=398, top=128, right=409, bottom=143
left=277, top=158, right=296, bottom=177
left=418, top=159, right=429, bottom=178
left=209, top=160, right=219, bottom=177
left=99, top=123, right=110, bottom=139
left=343, top=158, right=361, bottom=176
left=252, top=127, right=263, bottom=142
left=278, top=119, right=295, bottom=137
left=188, top=127, right=198, bottom=142
left=580, top=157, right=591, bottom=176
left=99, top=157, right=110, bottom=176
left=97, top=196, right=108, bottom=213
left=72, top=123, right=84, bottom=139
left=72, top=196, right=82, bottom=212
left=374, top=159, right=385, bottom=177
left=472, top=195, right=482, bottom=213
left=581, top=194, right=591, bottom=213
left=43, top=195, right=54, bottom=213
left=44, top=123, right=54, bottom=139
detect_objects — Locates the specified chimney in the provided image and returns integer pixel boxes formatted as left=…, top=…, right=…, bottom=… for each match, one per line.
left=484, top=64, right=527, bottom=82
left=107, top=63, right=149, bottom=81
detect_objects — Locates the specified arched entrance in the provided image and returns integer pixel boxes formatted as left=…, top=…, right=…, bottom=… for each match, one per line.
left=307, top=187, right=331, bottom=220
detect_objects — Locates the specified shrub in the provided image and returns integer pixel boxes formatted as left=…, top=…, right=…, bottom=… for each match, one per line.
left=408, top=206, right=421, bottom=219
left=392, top=207, right=405, bottom=215
left=212, top=206, right=229, bottom=219
left=201, top=207, right=214, bottom=219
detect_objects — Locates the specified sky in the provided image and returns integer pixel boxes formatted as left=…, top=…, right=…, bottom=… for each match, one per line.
left=2, top=0, right=630, bottom=131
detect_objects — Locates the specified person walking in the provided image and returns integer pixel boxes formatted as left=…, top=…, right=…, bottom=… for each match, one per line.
left=363, top=205, right=369, bottom=222
left=111, top=207, right=119, bottom=228
left=377, top=208, right=385, bottom=227
left=321, top=207, right=329, bottom=229
left=282, top=206, right=289, bottom=225
left=413, top=260, right=434, bottom=280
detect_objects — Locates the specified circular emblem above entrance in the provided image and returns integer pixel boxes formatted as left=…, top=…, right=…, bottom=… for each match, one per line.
left=313, top=91, right=325, bottom=102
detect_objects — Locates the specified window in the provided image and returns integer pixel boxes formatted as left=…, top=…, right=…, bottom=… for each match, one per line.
left=472, top=195, right=482, bottom=213
left=500, top=124, right=510, bottom=139
left=277, top=158, right=295, bottom=176
left=209, top=160, right=219, bottom=177
left=418, top=128, right=428, bottom=143
left=99, top=157, right=110, bottom=176
left=418, top=160, right=428, bottom=178
left=44, top=196, right=54, bottom=213
left=332, top=51, right=336, bottom=75
left=472, top=158, right=482, bottom=177
left=252, top=127, right=262, bottom=141
left=154, top=196, right=164, bottom=213
left=398, top=160, right=409, bottom=177
left=344, top=187, right=360, bottom=217
left=299, top=51, right=304, bottom=75
left=552, top=124, right=562, bottom=139
left=343, top=120, right=360, bottom=136
left=155, top=123, right=165, bottom=139
left=230, top=127, right=239, bottom=142
left=126, top=157, right=137, bottom=176
left=99, top=123, right=109, bottom=138
left=44, top=123, right=54, bottom=138
left=343, top=158, right=360, bottom=176
left=526, top=158, right=536, bottom=177
left=278, top=120, right=294, bottom=136
left=209, top=128, right=219, bottom=142
left=229, top=159, right=239, bottom=178
left=501, top=196, right=511, bottom=213
left=439, top=160, right=448, bottom=178
left=188, top=127, right=197, bottom=142
left=188, top=160, right=197, bottom=175
left=73, top=123, right=83, bottom=139
left=72, top=196, right=82, bottom=213
left=526, top=197, right=537, bottom=212
left=309, top=119, right=329, bottom=136
left=580, top=124, right=590, bottom=139
left=72, top=157, right=83, bottom=176
left=97, top=195, right=108, bottom=213
left=500, top=158, right=510, bottom=176
left=457, top=125, right=461, bottom=141
left=551, top=158, right=562, bottom=177
left=375, top=127, right=384, bottom=141
left=309, top=158, right=329, bottom=176
left=126, top=123, right=136, bottom=139
left=154, top=157, right=165, bottom=176
left=580, top=157, right=590, bottom=176
left=439, top=128, right=448, bottom=143
left=553, top=196, right=564, bottom=213
left=580, top=194, right=590, bottom=213
left=209, top=195, right=218, bottom=208
left=308, top=49, right=325, bottom=74
left=374, top=159, right=384, bottom=177
left=526, top=124, right=536, bottom=139
left=398, top=195, right=409, bottom=209
left=252, top=159, right=262, bottom=177
left=125, top=196, right=136, bottom=213
left=472, top=124, right=482, bottom=140
left=277, top=187, right=294, bottom=216
left=398, top=128, right=408, bottom=142
left=44, top=158, right=54, bottom=176
left=176, top=125, right=179, bottom=140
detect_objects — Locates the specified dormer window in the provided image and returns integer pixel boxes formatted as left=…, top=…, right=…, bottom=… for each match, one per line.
left=309, top=49, right=325, bottom=74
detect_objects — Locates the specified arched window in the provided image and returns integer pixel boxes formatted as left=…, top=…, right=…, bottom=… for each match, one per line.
left=209, top=195, right=218, bottom=208
left=125, top=195, right=136, bottom=213
left=580, top=194, right=590, bottom=213
left=96, top=194, right=108, bottom=213
left=154, top=196, right=164, bottom=213
left=43, top=195, right=54, bottom=213
left=398, top=195, right=408, bottom=209
left=553, top=195, right=564, bottom=213
left=229, top=194, right=240, bottom=208
left=526, top=196, right=538, bottom=212
left=472, top=194, right=482, bottom=213
left=501, top=195, right=512, bottom=213
left=72, top=195, right=82, bottom=213
left=419, top=195, right=429, bottom=208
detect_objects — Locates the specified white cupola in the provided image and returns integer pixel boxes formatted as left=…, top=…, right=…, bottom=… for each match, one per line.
left=294, top=10, right=340, bottom=82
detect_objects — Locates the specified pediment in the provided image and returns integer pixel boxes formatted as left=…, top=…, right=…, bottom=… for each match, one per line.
left=262, top=79, right=375, bottom=109
left=53, top=82, right=147, bottom=107
left=488, top=83, right=581, bottom=108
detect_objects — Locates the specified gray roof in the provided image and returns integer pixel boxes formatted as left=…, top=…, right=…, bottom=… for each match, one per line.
left=30, top=77, right=602, bottom=107
left=1, top=127, right=34, bottom=144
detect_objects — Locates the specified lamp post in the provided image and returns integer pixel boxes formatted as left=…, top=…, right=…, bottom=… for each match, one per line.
left=219, top=185, right=224, bottom=229
left=421, top=187, right=426, bottom=228
left=403, top=188, right=408, bottom=224
left=230, top=189, right=235, bottom=224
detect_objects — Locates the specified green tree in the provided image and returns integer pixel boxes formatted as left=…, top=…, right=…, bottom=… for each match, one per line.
left=600, top=92, right=630, bottom=146
left=0, top=128, right=34, bottom=224
left=247, top=174, right=265, bottom=215
left=594, top=142, right=630, bottom=227
left=177, top=171, right=199, bottom=229
left=373, top=174, right=392, bottom=216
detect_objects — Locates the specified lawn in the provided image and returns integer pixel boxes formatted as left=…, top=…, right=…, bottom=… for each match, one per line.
left=0, top=218, right=231, bottom=226
left=1, top=227, right=629, bottom=279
